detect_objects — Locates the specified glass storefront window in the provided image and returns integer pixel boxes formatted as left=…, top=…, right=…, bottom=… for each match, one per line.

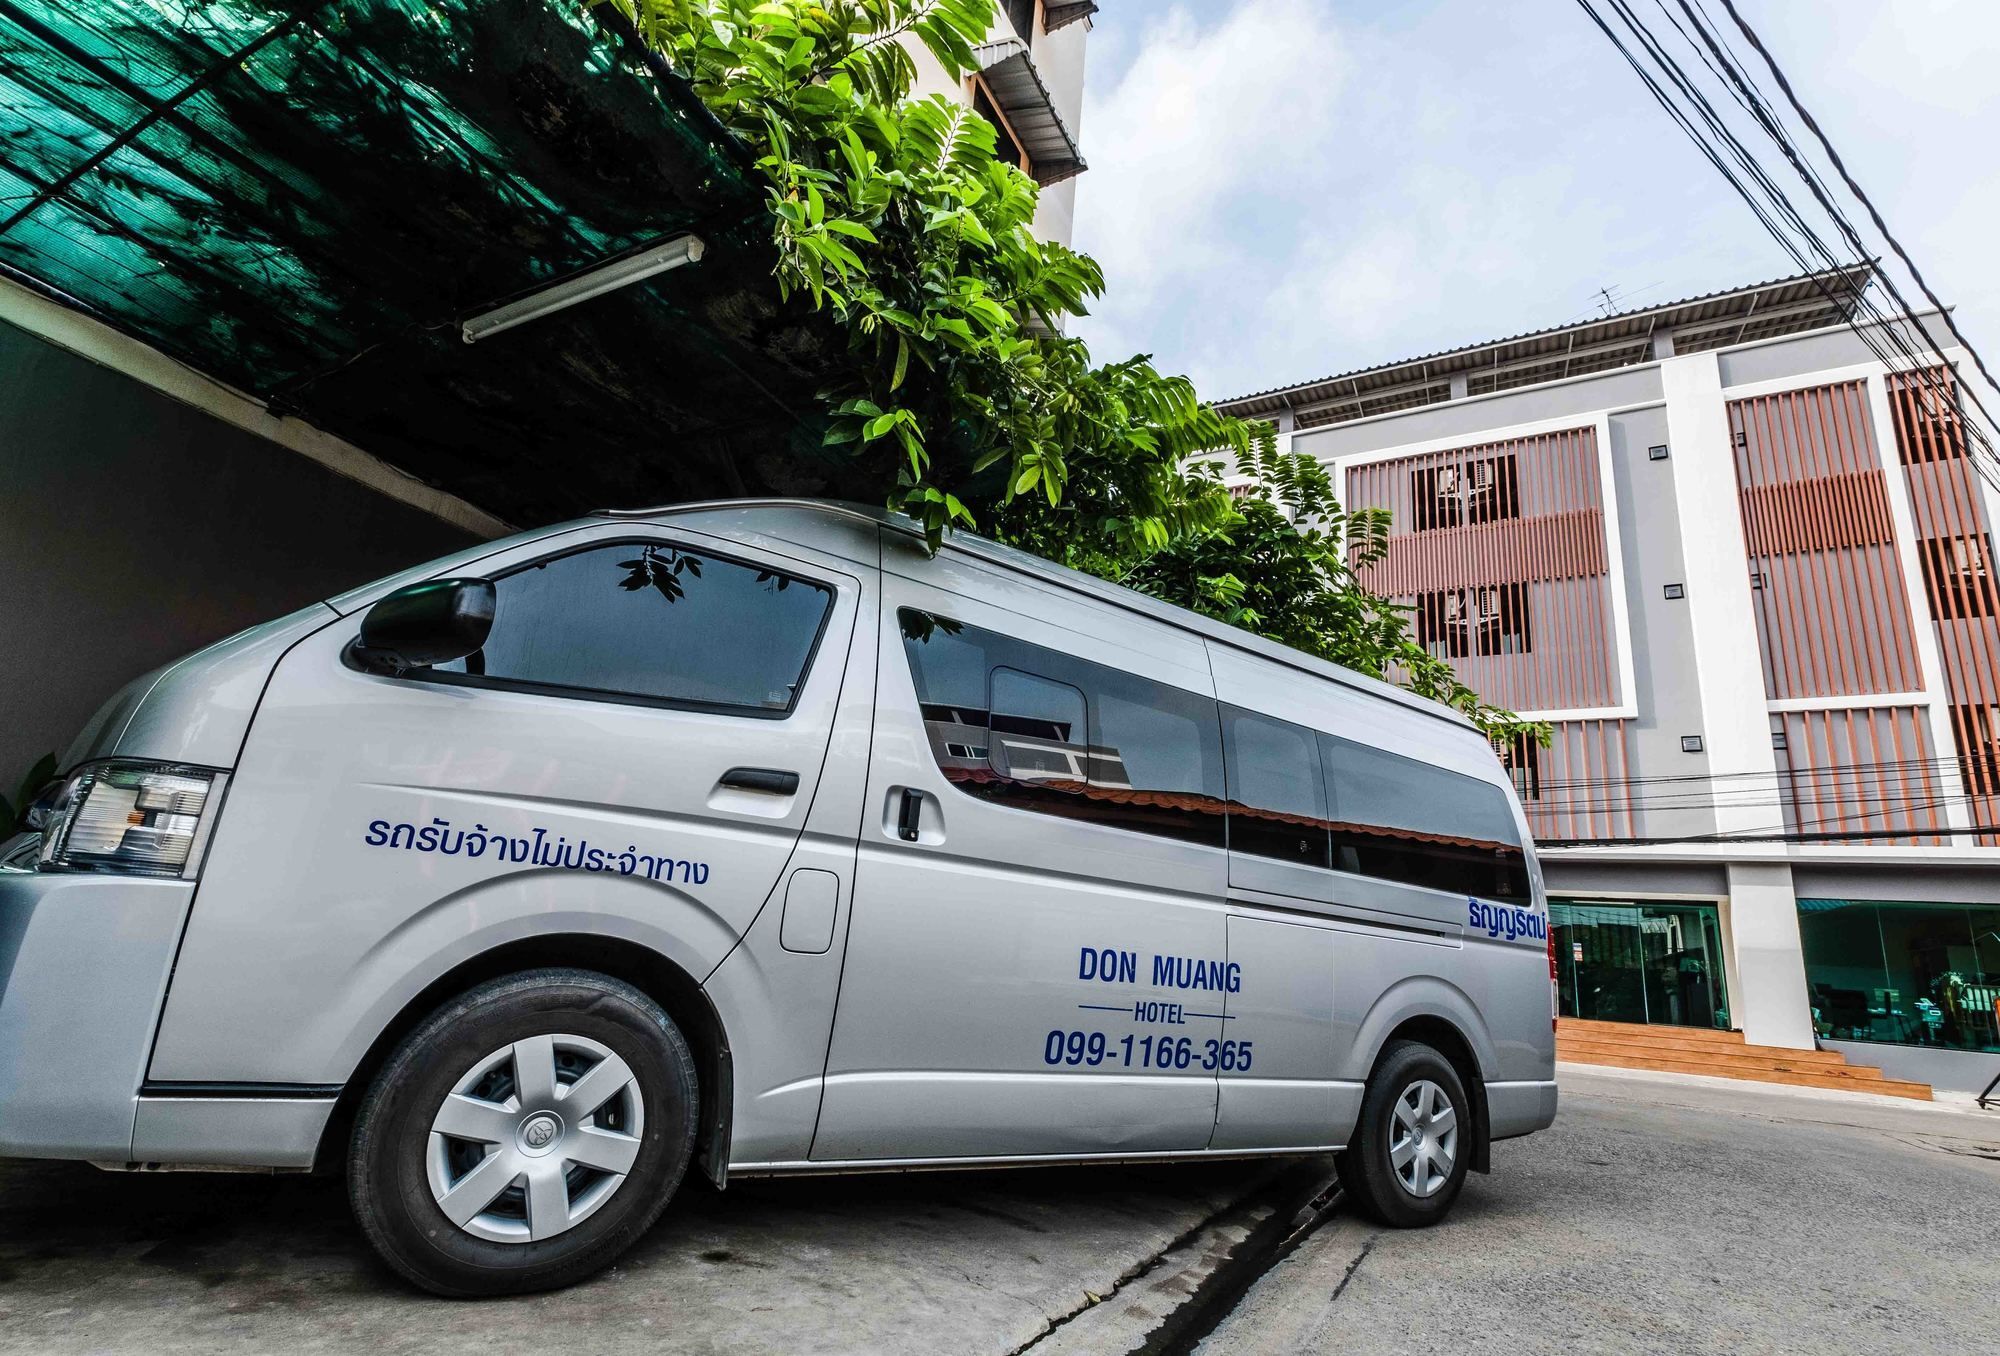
left=1798, top=898, right=2000, bottom=1053
left=1550, top=898, right=1730, bottom=1030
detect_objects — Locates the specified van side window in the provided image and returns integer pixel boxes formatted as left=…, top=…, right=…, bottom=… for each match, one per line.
left=434, top=541, right=832, bottom=715
left=899, top=609, right=1226, bottom=847
left=1221, top=706, right=1331, bottom=868
left=1319, top=733, right=1531, bottom=904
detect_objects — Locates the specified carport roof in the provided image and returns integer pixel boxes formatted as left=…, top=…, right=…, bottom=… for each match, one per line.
left=0, top=0, right=852, bottom=526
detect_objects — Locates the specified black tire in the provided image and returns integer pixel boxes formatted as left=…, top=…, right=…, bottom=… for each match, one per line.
left=1337, top=1039, right=1472, bottom=1228
left=348, top=968, right=699, bottom=1296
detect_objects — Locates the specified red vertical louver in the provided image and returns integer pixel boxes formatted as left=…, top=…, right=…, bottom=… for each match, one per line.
left=1347, top=427, right=1618, bottom=713
left=1728, top=380, right=1921, bottom=699
left=1885, top=369, right=2000, bottom=842
left=1772, top=706, right=1945, bottom=846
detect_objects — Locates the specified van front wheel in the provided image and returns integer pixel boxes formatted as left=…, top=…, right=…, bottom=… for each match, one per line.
left=1337, top=1039, right=1471, bottom=1228
left=348, top=969, right=699, bottom=1296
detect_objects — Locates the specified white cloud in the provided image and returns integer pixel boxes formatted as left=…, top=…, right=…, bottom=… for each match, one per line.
left=1069, top=0, right=2000, bottom=402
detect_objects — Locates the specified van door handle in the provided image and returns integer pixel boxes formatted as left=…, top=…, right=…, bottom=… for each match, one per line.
left=896, top=787, right=923, bottom=841
left=718, top=767, right=800, bottom=795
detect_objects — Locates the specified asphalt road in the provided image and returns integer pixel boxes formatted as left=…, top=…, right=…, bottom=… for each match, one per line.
left=1199, top=1071, right=2000, bottom=1356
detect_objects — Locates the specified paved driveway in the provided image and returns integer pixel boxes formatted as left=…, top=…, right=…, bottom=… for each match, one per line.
left=1199, top=1071, right=2000, bottom=1356
left=5, top=1072, right=1995, bottom=1355
left=0, top=1152, right=1275, bottom=1355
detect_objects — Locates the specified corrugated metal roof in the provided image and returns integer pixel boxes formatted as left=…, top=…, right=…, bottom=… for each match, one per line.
left=972, top=38, right=1086, bottom=186
left=1216, top=265, right=1873, bottom=421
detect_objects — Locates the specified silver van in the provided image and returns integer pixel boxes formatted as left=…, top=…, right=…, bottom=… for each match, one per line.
left=0, top=500, right=1557, bottom=1294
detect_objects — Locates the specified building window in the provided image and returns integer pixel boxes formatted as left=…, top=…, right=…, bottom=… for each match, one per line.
left=1464, top=455, right=1520, bottom=523
left=1920, top=534, right=1996, bottom=619
left=1003, top=0, right=1038, bottom=40
left=1416, top=584, right=1531, bottom=659
left=1473, top=582, right=1532, bottom=655
left=1889, top=378, right=1967, bottom=465
left=1799, top=898, right=2000, bottom=1053
left=1412, top=454, right=1519, bottom=531
left=1550, top=898, right=1730, bottom=1029
left=1416, top=589, right=1469, bottom=658
left=1951, top=704, right=2000, bottom=797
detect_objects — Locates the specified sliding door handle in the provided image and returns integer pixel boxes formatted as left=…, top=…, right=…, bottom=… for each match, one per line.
left=718, top=767, right=800, bottom=795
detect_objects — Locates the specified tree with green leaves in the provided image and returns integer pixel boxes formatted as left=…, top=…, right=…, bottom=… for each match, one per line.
left=605, top=0, right=1540, bottom=743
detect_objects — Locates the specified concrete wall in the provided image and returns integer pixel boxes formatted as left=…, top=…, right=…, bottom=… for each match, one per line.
left=1822, top=1038, right=1998, bottom=1094
left=1293, top=366, right=1665, bottom=464
left=1717, top=310, right=1956, bottom=389
left=0, top=319, right=479, bottom=792
left=1604, top=404, right=1716, bottom=840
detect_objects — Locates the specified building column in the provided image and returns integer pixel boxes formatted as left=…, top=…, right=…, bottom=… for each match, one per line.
left=1723, top=862, right=1815, bottom=1049
left=1660, top=354, right=1816, bottom=1049
left=1659, top=352, right=1784, bottom=836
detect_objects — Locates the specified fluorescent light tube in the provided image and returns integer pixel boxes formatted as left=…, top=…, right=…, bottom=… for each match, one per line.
left=461, top=233, right=706, bottom=344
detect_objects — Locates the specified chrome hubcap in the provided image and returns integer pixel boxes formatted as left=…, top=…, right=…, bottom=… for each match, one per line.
left=425, top=1033, right=645, bottom=1244
left=1389, top=1078, right=1458, bottom=1198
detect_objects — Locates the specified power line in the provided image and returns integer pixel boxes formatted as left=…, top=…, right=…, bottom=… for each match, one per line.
left=1663, top=0, right=2000, bottom=459
left=1714, top=0, right=2000, bottom=408
left=1576, top=0, right=2000, bottom=502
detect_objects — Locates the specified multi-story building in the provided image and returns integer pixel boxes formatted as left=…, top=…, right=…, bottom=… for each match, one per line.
left=1218, top=267, right=2000, bottom=1092
left=906, top=1, right=1093, bottom=247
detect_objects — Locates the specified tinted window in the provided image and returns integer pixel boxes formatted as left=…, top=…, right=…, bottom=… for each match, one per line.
left=1222, top=705, right=1331, bottom=868
left=899, top=609, right=1226, bottom=846
left=436, top=541, right=831, bottom=714
left=1321, top=733, right=1530, bottom=903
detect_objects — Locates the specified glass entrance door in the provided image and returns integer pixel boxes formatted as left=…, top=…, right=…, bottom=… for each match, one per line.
left=1551, top=898, right=1730, bottom=1030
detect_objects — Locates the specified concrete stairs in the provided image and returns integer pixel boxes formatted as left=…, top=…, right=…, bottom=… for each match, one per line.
left=1557, top=1018, right=1933, bottom=1101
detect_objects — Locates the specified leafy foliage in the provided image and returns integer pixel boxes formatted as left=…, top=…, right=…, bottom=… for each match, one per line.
left=606, top=0, right=1245, bottom=556
left=604, top=0, right=1534, bottom=739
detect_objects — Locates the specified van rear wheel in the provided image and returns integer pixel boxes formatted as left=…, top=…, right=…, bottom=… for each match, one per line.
left=1337, top=1039, right=1471, bottom=1228
left=348, top=969, right=698, bottom=1296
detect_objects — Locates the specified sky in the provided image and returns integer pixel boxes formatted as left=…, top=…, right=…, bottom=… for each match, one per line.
left=1068, top=0, right=2000, bottom=401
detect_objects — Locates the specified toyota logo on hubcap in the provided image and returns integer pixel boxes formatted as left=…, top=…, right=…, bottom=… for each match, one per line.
left=519, top=1113, right=561, bottom=1153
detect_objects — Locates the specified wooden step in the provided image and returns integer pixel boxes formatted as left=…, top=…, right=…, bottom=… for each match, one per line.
left=1557, top=1028, right=1846, bottom=1061
left=1567, top=1050, right=1933, bottom=1100
left=1560, top=1018, right=1748, bottom=1046
left=1559, top=1037, right=1861, bottom=1072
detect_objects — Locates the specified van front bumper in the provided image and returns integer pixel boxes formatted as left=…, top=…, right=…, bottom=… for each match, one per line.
left=1, top=866, right=338, bottom=1168
left=0, top=866, right=192, bottom=1160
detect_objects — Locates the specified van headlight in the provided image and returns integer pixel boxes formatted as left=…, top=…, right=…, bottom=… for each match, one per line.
left=37, top=762, right=226, bottom=879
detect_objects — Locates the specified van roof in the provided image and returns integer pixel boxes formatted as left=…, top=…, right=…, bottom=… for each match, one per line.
left=596, top=498, right=1479, bottom=733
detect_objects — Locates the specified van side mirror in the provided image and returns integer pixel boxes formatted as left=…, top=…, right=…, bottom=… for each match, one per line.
left=352, top=578, right=496, bottom=674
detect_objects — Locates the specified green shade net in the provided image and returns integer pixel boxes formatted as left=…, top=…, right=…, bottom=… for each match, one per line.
left=0, top=0, right=848, bottom=523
